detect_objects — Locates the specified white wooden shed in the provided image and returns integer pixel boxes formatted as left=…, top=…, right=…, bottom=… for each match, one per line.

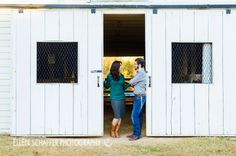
left=0, top=0, right=236, bottom=136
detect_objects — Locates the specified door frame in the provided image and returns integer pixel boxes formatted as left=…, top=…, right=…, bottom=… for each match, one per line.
left=102, top=9, right=152, bottom=136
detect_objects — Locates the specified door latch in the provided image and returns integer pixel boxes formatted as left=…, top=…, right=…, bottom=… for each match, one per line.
left=148, top=76, right=151, bottom=87
left=91, top=70, right=102, bottom=73
left=97, top=76, right=100, bottom=87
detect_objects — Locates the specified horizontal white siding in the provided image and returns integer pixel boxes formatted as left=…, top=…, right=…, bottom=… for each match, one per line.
left=0, top=11, right=11, bottom=134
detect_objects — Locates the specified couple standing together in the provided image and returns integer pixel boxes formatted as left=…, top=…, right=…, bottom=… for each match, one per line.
left=104, top=58, right=146, bottom=141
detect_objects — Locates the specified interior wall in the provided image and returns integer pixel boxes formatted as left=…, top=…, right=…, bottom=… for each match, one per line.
left=104, top=14, right=145, bottom=56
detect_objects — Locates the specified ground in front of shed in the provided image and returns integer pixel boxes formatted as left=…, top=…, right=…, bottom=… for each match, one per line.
left=0, top=135, right=236, bottom=156
left=104, top=104, right=146, bottom=137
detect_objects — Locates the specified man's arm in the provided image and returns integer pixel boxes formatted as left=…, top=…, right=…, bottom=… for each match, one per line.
left=129, top=72, right=142, bottom=86
left=124, top=82, right=131, bottom=90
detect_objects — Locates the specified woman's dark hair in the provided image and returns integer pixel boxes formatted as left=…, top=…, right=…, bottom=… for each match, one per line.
left=110, top=61, right=122, bottom=81
left=135, top=58, right=145, bottom=68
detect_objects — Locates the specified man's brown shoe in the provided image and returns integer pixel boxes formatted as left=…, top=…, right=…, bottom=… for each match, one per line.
left=128, top=135, right=141, bottom=141
left=126, top=134, right=133, bottom=138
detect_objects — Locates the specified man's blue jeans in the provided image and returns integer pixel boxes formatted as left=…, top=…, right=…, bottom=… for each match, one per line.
left=131, top=95, right=146, bottom=137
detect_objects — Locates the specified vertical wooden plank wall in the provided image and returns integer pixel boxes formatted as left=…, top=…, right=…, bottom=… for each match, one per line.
left=59, top=10, right=74, bottom=135
left=194, top=10, right=209, bottom=135
left=166, top=11, right=181, bottom=135
left=9, top=8, right=236, bottom=136
left=223, top=10, right=236, bottom=135
left=149, top=9, right=230, bottom=136
left=208, top=11, right=224, bottom=135
left=44, top=11, right=60, bottom=135
left=87, top=10, right=103, bottom=136
left=30, top=11, right=45, bottom=135
left=150, top=10, right=166, bottom=136
left=179, top=10, right=195, bottom=136
left=13, top=9, right=101, bottom=136
left=15, top=10, right=31, bottom=135
left=145, top=10, right=152, bottom=136
left=73, top=10, right=88, bottom=135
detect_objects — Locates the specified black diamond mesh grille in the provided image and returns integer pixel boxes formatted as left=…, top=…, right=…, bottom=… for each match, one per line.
left=172, top=43, right=212, bottom=84
left=37, top=42, right=78, bottom=83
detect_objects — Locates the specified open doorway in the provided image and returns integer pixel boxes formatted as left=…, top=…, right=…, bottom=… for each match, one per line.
left=103, top=14, right=145, bottom=136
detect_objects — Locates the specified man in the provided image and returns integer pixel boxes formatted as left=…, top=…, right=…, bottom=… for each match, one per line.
left=127, top=58, right=146, bottom=141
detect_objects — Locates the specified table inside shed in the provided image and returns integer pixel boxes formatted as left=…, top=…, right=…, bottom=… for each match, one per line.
left=104, top=92, right=134, bottom=105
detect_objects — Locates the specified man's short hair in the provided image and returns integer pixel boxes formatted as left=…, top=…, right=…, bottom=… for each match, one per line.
left=135, top=58, right=145, bottom=68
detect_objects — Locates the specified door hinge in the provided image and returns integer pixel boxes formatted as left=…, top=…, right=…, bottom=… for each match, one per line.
left=153, top=9, right=158, bottom=14
left=18, top=9, right=24, bottom=14
left=91, top=8, right=96, bottom=14
left=226, top=9, right=231, bottom=14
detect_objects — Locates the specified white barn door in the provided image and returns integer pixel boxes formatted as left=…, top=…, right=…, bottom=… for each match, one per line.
left=12, top=9, right=104, bottom=136
left=87, top=10, right=104, bottom=136
left=146, top=9, right=225, bottom=136
left=145, top=10, right=153, bottom=136
left=146, top=10, right=174, bottom=136
left=146, top=10, right=168, bottom=136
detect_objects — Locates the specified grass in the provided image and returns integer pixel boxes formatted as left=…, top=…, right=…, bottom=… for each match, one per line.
left=1, top=136, right=236, bottom=156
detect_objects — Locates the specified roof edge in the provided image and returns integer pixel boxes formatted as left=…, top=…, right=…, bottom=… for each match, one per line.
left=0, top=4, right=235, bottom=9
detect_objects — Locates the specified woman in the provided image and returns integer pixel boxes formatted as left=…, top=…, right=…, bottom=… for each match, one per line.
left=104, top=61, right=130, bottom=138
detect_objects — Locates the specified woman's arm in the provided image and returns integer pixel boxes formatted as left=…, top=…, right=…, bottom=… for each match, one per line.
left=104, top=75, right=111, bottom=89
left=124, top=82, right=131, bottom=90
left=122, top=75, right=131, bottom=90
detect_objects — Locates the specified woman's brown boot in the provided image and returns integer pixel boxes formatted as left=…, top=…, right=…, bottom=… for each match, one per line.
left=110, top=124, right=116, bottom=138
left=115, top=123, right=121, bottom=138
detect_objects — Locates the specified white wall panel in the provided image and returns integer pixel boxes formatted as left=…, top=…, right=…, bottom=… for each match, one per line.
left=180, top=85, right=195, bottom=135
left=73, top=10, right=88, bottom=135
left=59, top=10, right=74, bottom=135
left=179, top=10, right=195, bottom=135
left=194, top=10, right=210, bottom=135
left=223, top=11, right=236, bottom=135
left=12, top=9, right=104, bottom=136
left=87, top=10, right=103, bottom=136
left=30, top=11, right=45, bottom=135
left=208, top=10, right=224, bottom=135
left=15, top=11, right=31, bottom=135
left=166, top=10, right=181, bottom=135
left=145, top=10, right=152, bottom=136
left=8, top=8, right=236, bottom=137
left=150, top=10, right=166, bottom=136
left=44, top=11, right=60, bottom=135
